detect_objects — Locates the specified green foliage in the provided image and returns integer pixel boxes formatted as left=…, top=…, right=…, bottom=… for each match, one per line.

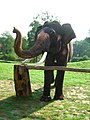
left=0, top=31, right=27, bottom=61
left=73, top=38, right=90, bottom=62
left=22, top=36, right=28, bottom=50
left=0, top=52, right=18, bottom=61
left=0, top=32, right=14, bottom=55
left=34, top=11, right=59, bottom=23
left=0, top=32, right=16, bottom=61
left=71, top=55, right=90, bottom=62
left=28, top=20, right=41, bottom=48
left=85, top=37, right=90, bottom=43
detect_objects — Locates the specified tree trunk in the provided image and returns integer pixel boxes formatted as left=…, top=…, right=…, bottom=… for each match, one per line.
left=14, top=65, right=32, bottom=96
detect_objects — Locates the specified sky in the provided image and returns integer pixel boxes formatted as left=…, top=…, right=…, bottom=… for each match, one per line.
left=0, top=0, right=90, bottom=40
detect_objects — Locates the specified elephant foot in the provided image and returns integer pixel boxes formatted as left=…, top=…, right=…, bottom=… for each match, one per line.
left=53, top=94, right=64, bottom=100
left=40, top=95, right=52, bottom=102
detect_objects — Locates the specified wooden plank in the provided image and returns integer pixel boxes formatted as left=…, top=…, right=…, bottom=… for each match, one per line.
left=26, top=65, right=90, bottom=73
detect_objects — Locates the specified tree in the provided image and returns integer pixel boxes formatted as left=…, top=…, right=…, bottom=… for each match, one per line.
left=0, top=32, right=14, bottom=55
left=85, top=37, right=90, bottom=43
left=22, top=36, right=28, bottom=50
left=28, top=20, right=41, bottom=48
left=72, top=38, right=90, bottom=62
left=34, top=11, right=59, bottom=23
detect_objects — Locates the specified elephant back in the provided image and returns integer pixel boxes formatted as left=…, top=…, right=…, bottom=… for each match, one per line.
left=43, top=21, right=62, bottom=35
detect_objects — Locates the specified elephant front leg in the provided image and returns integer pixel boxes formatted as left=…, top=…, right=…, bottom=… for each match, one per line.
left=40, top=70, right=53, bottom=102
left=54, top=70, right=65, bottom=100
left=40, top=54, right=55, bottom=102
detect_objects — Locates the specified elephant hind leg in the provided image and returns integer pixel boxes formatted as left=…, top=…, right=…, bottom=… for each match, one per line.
left=54, top=70, right=65, bottom=100
left=54, top=94, right=64, bottom=100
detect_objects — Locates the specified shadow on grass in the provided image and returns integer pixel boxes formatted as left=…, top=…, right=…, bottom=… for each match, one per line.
left=0, top=88, right=53, bottom=120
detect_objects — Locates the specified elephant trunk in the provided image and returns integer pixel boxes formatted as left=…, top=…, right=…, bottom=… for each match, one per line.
left=13, top=27, right=45, bottom=59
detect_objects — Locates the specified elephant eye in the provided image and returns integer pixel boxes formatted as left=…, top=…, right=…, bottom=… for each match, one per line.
left=49, top=29, right=55, bottom=35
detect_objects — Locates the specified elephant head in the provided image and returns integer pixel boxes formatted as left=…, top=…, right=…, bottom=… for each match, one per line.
left=13, top=21, right=76, bottom=59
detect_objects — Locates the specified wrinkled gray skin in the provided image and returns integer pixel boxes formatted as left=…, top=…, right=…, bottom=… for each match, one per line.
left=13, top=21, right=76, bottom=102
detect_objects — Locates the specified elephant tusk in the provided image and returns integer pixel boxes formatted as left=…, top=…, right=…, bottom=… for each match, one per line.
left=22, top=59, right=31, bottom=64
left=22, top=52, right=47, bottom=66
left=35, top=52, right=47, bottom=66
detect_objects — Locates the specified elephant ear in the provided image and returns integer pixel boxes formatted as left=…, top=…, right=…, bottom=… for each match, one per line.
left=61, top=24, right=76, bottom=46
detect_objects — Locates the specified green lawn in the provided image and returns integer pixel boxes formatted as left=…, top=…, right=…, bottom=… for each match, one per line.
left=0, top=60, right=90, bottom=120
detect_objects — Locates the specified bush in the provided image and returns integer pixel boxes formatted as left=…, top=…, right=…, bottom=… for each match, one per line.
left=71, top=55, right=90, bottom=62
left=7, top=54, right=16, bottom=61
left=0, top=53, right=17, bottom=61
left=82, top=55, right=90, bottom=60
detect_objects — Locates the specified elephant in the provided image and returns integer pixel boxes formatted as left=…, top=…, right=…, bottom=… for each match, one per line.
left=13, top=21, right=76, bottom=102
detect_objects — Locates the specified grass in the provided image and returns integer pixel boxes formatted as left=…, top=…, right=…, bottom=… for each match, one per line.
left=0, top=60, right=90, bottom=120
